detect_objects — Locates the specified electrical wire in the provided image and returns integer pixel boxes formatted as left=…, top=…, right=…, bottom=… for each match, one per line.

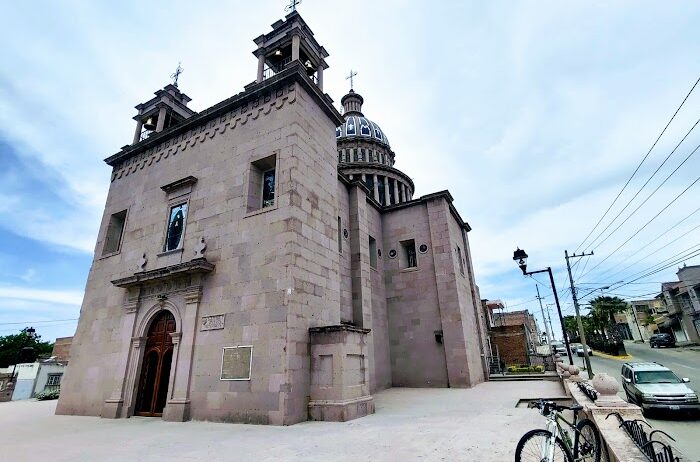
left=574, top=74, right=700, bottom=253
left=579, top=171, right=700, bottom=280
left=593, top=204, right=700, bottom=280
left=587, top=137, right=700, bottom=252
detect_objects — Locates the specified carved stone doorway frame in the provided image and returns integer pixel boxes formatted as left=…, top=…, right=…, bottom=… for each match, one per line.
left=101, top=258, right=214, bottom=421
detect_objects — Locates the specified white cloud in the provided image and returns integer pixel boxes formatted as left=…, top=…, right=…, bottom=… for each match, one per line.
left=0, top=287, right=84, bottom=306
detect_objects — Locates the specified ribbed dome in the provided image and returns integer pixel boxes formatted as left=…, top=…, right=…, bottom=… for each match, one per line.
left=335, top=90, right=390, bottom=148
left=335, top=114, right=390, bottom=148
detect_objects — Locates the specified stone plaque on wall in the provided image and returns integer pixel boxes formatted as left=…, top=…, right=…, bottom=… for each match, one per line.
left=201, top=314, right=225, bottom=331
left=220, top=346, right=253, bottom=380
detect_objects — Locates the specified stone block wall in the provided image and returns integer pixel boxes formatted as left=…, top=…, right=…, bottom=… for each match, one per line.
left=57, top=75, right=344, bottom=425
left=382, top=203, right=449, bottom=387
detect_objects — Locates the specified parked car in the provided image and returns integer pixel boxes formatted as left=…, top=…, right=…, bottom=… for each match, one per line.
left=574, top=344, right=592, bottom=357
left=649, top=333, right=676, bottom=348
left=550, top=341, right=567, bottom=355
left=621, top=362, right=699, bottom=415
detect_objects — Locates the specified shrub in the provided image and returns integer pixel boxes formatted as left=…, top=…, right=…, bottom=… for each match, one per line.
left=35, top=388, right=60, bottom=400
left=507, top=365, right=544, bottom=373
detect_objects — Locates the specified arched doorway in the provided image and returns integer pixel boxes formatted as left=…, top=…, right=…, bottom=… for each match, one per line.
left=135, top=310, right=175, bottom=417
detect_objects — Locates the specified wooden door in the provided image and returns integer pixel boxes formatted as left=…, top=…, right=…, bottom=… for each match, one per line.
left=135, top=311, right=176, bottom=417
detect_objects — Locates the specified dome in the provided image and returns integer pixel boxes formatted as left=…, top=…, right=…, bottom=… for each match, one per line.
left=335, top=115, right=390, bottom=148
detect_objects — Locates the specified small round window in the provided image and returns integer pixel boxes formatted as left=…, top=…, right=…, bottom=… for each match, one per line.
left=419, top=244, right=428, bottom=253
left=388, top=249, right=397, bottom=259
left=343, top=229, right=349, bottom=239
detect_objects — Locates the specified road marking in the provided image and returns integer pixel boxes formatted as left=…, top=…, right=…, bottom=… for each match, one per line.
left=672, top=362, right=696, bottom=370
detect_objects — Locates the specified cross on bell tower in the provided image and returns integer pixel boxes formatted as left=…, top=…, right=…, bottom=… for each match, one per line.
left=252, top=9, right=329, bottom=91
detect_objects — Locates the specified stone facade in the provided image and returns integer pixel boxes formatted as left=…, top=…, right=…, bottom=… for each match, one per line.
left=56, top=11, right=487, bottom=426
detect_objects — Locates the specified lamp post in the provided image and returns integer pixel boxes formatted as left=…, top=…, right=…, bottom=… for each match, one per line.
left=513, top=248, right=573, bottom=365
left=8, top=327, right=37, bottom=386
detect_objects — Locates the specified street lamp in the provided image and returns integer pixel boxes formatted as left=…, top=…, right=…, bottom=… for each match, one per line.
left=513, top=248, right=574, bottom=365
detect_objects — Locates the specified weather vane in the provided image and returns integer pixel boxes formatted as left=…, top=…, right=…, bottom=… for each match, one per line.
left=285, top=0, right=301, bottom=13
left=346, top=69, right=358, bottom=90
left=171, top=62, right=183, bottom=87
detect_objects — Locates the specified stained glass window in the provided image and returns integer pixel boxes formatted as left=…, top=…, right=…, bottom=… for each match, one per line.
left=262, top=169, right=275, bottom=208
left=165, top=203, right=187, bottom=251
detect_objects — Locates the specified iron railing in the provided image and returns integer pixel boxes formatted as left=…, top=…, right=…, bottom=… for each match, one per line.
left=576, top=380, right=598, bottom=401
left=606, top=412, right=680, bottom=462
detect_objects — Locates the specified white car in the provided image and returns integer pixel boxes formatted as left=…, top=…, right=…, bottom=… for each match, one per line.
left=574, top=344, right=592, bottom=357
left=550, top=342, right=567, bottom=355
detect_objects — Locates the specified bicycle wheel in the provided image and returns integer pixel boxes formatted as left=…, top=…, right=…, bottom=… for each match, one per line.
left=574, top=419, right=601, bottom=462
left=515, top=429, right=573, bottom=462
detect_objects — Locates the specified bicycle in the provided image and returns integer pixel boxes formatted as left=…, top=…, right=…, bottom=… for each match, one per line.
left=515, top=400, right=602, bottom=462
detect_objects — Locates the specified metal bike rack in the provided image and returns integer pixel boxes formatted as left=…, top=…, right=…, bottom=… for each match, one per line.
left=606, top=413, right=679, bottom=462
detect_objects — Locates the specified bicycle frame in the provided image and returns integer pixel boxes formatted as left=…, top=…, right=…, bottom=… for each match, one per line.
left=541, top=410, right=578, bottom=460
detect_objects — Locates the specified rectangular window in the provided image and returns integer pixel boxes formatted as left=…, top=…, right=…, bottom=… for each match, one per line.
left=46, top=373, right=62, bottom=386
left=164, top=203, right=188, bottom=251
left=456, top=246, right=465, bottom=275
left=369, top=236, right=377, bottom=269
left=102, top=210, right=127, bottom=256
left=337, top=216, right=342, bottom=253
left=247, top=154, right=277, bottom=212
left=401, top=239, right=417, bottom=269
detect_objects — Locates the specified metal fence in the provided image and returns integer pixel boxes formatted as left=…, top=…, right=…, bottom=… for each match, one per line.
left=606, top=412, right=680, bottom=462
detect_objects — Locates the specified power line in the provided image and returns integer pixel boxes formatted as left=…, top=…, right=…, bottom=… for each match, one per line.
left=593, top=204, right=700, bottom=280
left=610, top=247, right=700, bottom=291
left=574, top=74, right=700, bottom=253
left=601, top=220, right=700, bottom=282
left=587, top=137, right=700, bottom=252
left=580, top=171, right=700, bottom=280
left=0, top=318, right=78, bottom=326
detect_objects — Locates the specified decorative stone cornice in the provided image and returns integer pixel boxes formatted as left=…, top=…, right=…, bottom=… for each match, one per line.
left=382, top=190, right=472, bottom=232
left=169, top=332, right=182, bottom=344
left=183, top=287, right=203, bottom=305
left=106, top=63, right=342, bottom=181
left=131, top=336, right=147, bottom=348
left=161, top=176, right=198, bottom=193
left=111, top=258, right=215, bottom=288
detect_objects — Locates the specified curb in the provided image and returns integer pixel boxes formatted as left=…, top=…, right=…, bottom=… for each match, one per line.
left=591, top=350, right=632, bottom=360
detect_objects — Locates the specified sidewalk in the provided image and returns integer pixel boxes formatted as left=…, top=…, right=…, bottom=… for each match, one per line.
left=1, top=381, right=566, bottom=462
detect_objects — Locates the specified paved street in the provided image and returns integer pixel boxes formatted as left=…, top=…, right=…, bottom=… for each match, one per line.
left=584, top=341, right=700, bottom=458
left=0, top=381, right=564, bottom=462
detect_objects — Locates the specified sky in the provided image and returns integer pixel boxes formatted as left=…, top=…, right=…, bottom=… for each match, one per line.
left=1, top=1, right=700, bottom=342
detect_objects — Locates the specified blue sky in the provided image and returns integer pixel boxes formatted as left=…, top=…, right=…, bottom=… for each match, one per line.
left=2, top=1, right=700, bottom=342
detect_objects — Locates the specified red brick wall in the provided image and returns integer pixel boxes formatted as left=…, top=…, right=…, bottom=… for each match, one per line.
left=490, top=325, right=528, bottom=366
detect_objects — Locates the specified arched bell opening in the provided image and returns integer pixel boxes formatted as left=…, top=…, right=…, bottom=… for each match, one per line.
left=134, top=310, right=176, bottom=417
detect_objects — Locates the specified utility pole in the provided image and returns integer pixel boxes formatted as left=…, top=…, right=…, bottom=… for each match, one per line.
left=536, top=285, right=553, bottom=354
left=545, top=304, right=556, bottom=345
left=565, top=250, right=594, bottom=379
left=630, top=305, right=645, bottom=342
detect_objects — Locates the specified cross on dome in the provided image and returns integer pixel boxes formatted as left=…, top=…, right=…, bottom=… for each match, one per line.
left=346, top=69, right=358, bottom=91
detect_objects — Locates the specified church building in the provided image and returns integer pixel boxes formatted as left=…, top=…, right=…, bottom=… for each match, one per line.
left=56, top=11, right=488, bottom=425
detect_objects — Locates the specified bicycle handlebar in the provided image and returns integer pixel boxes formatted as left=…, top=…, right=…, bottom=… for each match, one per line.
left=528, top=399, right=582, bottom=414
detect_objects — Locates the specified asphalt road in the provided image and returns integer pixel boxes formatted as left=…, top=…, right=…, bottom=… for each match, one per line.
left=582, top=341, right=700, bottom=459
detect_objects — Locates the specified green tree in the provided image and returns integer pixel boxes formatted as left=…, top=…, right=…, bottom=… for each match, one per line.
left=641, top=314, right=659, bottom=327
left=0, top=328, right=54, bottom=368
left=563, top=315, right=579, bottom=341
left=589, top=296, right=628, bottom=339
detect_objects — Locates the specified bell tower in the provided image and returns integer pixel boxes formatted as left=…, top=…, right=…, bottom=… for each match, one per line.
left=252, top=10, right=329, bottom=91
left=131, top=84, right=196, bottom=145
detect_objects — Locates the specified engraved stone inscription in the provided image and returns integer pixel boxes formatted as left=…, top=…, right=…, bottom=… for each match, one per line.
left=201, top=314, right=225, bottom=331
left=221, top=346, right=252, bottom=380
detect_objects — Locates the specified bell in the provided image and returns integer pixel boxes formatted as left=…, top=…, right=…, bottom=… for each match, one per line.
left=143, top=117, right=156, bottom=131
